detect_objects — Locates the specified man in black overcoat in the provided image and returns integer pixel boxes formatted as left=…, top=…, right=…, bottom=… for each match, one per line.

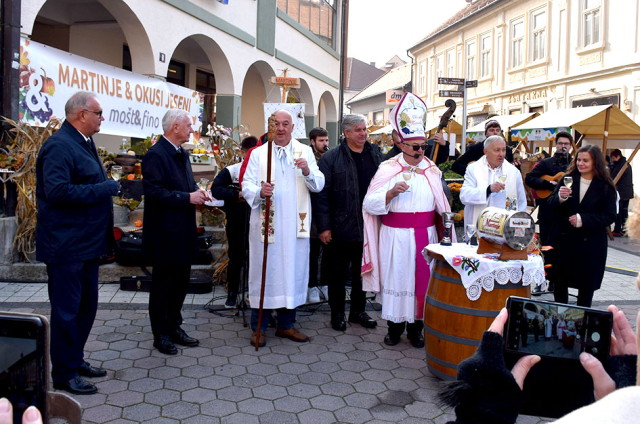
left=610, top=149, right=634, bottom=236
left=142, top=109, right=211, bottom=355
left=36, top=91, right=120, bottom=394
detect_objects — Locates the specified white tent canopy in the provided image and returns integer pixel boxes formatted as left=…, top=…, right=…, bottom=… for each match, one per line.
left=467, top=112, right=538, bottom=134
left=369, top=124, right=392, bottom=135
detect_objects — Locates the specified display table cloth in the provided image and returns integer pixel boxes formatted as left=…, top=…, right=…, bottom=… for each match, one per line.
left=424, top=243, right=545, bottom=301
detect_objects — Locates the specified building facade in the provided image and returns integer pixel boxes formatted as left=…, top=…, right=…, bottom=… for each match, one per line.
left=19, top=0, right=343, bottom=149
left=409, top=0, right=640, bottom=194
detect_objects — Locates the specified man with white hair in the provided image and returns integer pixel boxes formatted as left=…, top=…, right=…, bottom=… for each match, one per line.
left=242, top=109, right=325, bottom=346
left=142, top=109, right=211, bottom=355
left=37, top=91, right=120, bottom=394
left=460, top=135, right=527, bottom=228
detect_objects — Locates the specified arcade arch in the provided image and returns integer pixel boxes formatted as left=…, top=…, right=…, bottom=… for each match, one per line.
left=241, top=61, right=279, bottom=138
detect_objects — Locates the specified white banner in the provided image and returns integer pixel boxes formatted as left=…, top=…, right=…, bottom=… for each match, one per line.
left=19, top=38, right=203, bottom=139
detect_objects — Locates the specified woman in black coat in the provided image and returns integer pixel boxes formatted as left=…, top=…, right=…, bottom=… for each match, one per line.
left=547, top=145, right=616, bottom=307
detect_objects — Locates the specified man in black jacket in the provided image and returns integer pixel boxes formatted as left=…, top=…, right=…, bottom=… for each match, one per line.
left=36, top=91, right=120, bottom=395
left=610, top=149, right=634, bottom=236
left=142, top=109, right=211, bottom=355
left=525, top=131, right=572, bottom=294
left=452, top=120, right=516, bottom=175
left=211, top=136, right=258, bottom=308
left=316, top=114, right=382, bottom=331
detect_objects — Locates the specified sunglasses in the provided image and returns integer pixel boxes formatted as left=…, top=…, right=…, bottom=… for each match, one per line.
left=404, top=143, right=428, bottom=151
left=84, top=109, right=103, bottom=118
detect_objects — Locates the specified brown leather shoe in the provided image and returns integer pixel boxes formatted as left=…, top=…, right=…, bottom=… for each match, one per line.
left=250, top=331, right=266, bottom=347
left=275, top=327, right=309, bottom=342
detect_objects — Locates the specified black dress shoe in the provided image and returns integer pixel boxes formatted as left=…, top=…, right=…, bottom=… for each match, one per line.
left=384, top=333, right=401, bottom=346
left=331, top=313, right=346, bottom=331
left=154, top=334, right=178, bottom=355
left=53, top=376, right=97, bottom=395
left=408, top=332, right=425, bottom=348
left=171, top=328, right=199, bottom=347
left=79, top=361, right=107, bottom=378
left=348, top=311, right=378, bottom=329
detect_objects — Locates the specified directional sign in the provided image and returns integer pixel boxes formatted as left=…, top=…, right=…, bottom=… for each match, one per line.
left=466, top=80, right=478, bottom=88
left=438, top=77, right=465, bottom=85
left=439, top=90, right=464, bottom=98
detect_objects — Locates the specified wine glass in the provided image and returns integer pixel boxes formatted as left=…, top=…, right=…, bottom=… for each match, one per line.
left=293, top=149, right=302, bottom=169
left=563, top=175, right=573, bottom=198
left=498, top=174, right=507, bottom=192
left=402, top=171, right=412, bottom=192
left=199, top=178, right=210, bottom=191
left=465, top=224, right=476, bottom=245
left=111, top=166, right=122, bottom=181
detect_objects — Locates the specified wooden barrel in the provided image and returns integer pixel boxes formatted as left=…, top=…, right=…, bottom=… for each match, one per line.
left=424, top=250, right=531, bottom=380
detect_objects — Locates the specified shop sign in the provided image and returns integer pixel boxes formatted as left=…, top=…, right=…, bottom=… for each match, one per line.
left=19, top=38, right=203, bottom=139
left=386, top=90, right=403, bottom=105
left=507, top=89, right=547, bottom=104
left=572, top=94, right=620, bottom=108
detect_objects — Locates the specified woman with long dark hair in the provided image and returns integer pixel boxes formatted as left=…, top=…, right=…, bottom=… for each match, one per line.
left=547, top=144, right=617, bottom=307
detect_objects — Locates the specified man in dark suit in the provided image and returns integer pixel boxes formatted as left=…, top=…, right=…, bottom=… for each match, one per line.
left=142, top=109, right=211, bottom=355
left=36, top=91, right=120, bottom=394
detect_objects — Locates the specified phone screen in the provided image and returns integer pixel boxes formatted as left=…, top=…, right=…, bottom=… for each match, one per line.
left=505, top=297, right=613, bottom=365
left=0, top=316, right=47, bottom=423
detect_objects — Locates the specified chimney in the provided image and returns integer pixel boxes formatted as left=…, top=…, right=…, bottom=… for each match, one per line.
left=370, top=62, right=376, bottom=67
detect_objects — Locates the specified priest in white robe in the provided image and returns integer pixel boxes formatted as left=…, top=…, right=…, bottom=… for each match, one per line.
left=362, top=93, right=452, bottom=348
left=460, top=135, right=527, bottom=228
left=242, top=110, right=325, bottom=347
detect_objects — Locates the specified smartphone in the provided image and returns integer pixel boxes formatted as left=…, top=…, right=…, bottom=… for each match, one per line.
left=0, top=314, right=48, bottom=423
left=504, top=296, right=613, bottom=366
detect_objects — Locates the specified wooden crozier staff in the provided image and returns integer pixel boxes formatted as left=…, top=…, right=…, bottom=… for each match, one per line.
left=255, top=119, right=275, bottom=350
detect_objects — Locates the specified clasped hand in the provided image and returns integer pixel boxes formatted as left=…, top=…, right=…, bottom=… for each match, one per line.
left=189, top=189, right=212, bottom=205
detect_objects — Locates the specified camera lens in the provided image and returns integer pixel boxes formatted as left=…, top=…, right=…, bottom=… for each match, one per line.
left=591, top=347, right=598, bottom=355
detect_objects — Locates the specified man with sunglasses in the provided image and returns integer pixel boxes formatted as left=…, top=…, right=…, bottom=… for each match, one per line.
left=362, top=93, right=452, bottom=348
left=36, top=91, right=120, bottom=394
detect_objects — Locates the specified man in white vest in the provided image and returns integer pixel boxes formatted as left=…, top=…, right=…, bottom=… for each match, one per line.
left=242, top=109, right=325, bottom=347
left=460, top=135, right=527, bottom=228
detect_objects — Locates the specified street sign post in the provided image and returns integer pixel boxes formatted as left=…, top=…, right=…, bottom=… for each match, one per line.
left=438, top=90, right=464, bottom=98
left=437, top=78, right=477, bottom=153
left=466, top=80, right=478, bottom=88
left=438, top=77, right=465, bottom=85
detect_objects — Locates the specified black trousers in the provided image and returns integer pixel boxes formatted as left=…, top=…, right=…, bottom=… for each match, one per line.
left=387, top=320, right=423, bottom=338
left=149, top=264, right=190, bottom=337
left=614, top=199, right=630, bottom=234
left=225, top=221, right=247, bottom=294
left=309, top=238, right=323, bottom=288
left=323, top=240, right=366, bottom=316
left=554, top=284, right=595, bottom=307
left=47, top=259, right=100, bottom=383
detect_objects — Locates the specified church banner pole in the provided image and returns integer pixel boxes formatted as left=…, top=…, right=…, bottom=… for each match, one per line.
left=255, top=134, right=274, bottom=350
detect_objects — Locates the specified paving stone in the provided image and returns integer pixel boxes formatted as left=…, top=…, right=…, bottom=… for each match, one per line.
left=334, top=406, right=373, bottom=424
left=320, top=381, right=355, bottom=397
left=258, top=410, right=299, bottom=424
left=317, top=351, right=348, bottom=363
left=148, top=367, right=181, bottom=380
left=129, top=377, right=164, bottom=393
left=344, top=393, right=380, bottom=409
left=232, top=374, right=267, bottom=388
left=182, top=365, right=215, bottom=379
left=95, top=379, right=129, bottom=394
left=97, top=332, right=127, bottom=342
left=120, top=348, right=151, bottom=360
left=182, top=346, right=213, bottom=358
left=181, top=387, right=217, bottom=404
left=237, top=398, right=274, bottom=415
left=113, top=367, right=148, bottom=382
left=327, top=342, right=355, bottom=353
left=217, top=385, right=253, bottom=402
left=122, top=403, right=161, bottom=422
left=298, top=371, right=332, bottom=385
left=288, top=353, right=320, bottom=365
left=404, top=401, right=443, bottom=419
left=385, top=378, right=419, bottom=392
left=109, top=340, right=139, bottom=351
left=134, top=356, right=166, bottom=369
left=198, top=355, right=229, bottom=368
left=141, top=418, right=178, bottom=424
left=286, top=383, right=322, bottom=399
left=346, top=350, right=377, bottom=361
left=266, top=372, right=299, bottom=387
left=104, top=318, right=131, bottom=328
left=273, top=395, right=312, bottom=413
left=85, top=340, right=110, bottom=352
left=308, top=361, right=340, bottom=374
left=199, top=375, right=233, bottom=390
left=369, top=358, right=401, bottom=370
left=353, top=380, right=388, bottom=395
left=165, top=376, right=199, bottom=391
left=229, top=354, right=261, bottom=366
left=125, top=332, right=154, bottom=342
left=82, top=404, right=122, bottom=423
left=298, top=409, right=337, bottom=424
left=145, top=389, right=181, bottom=406
left=278, top=362, right=310, bottom=375
left=252, top=384, right=288, bottom=400
left=166, top=355, right=198, bottom=368
left=375, top=349, right=405, bottom=360
left=161, top=401, right=200, bottom=420
left=214, top=364, right=247, bottom=378
left=72, top=392, right=108, bottom=410
left=432, top=413, right=457, bottom=424
left=259, top=353, right=290, bottom=365
left=270, top=344, right=302, bottom=355
left=182, top=415, right=220, bottom=424
left=101, top=358, right=134, bottom=371
left=330, top=370, right=364, bottom=384
left=377, top=390, right=414, bottom=407
left=220, top=412, right=260, bottom=424
left=361, top=369, right=394, bottom=382
left=338, top=359, right=370, bottom=373
left=101, top=419, right=136, bottom=424
left=309, top=394, right=346, bottom=411
left=107, top=391, right=144, bottom=407
left=201, top=399, right=238, bottom=418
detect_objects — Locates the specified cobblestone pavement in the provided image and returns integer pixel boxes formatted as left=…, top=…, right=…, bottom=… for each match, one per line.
left=1, top=245, right=638, bottom=424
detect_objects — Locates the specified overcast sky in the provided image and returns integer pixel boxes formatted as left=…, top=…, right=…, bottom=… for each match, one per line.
left=346, top=0, right=471, bottom=67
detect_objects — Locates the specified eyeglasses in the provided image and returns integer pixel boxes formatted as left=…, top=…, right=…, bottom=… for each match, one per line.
left=84, top=109, right=103, bottom=118
left=556, top=142, right=571, bottom=146
left=404, top=143, right=428, bottom=151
